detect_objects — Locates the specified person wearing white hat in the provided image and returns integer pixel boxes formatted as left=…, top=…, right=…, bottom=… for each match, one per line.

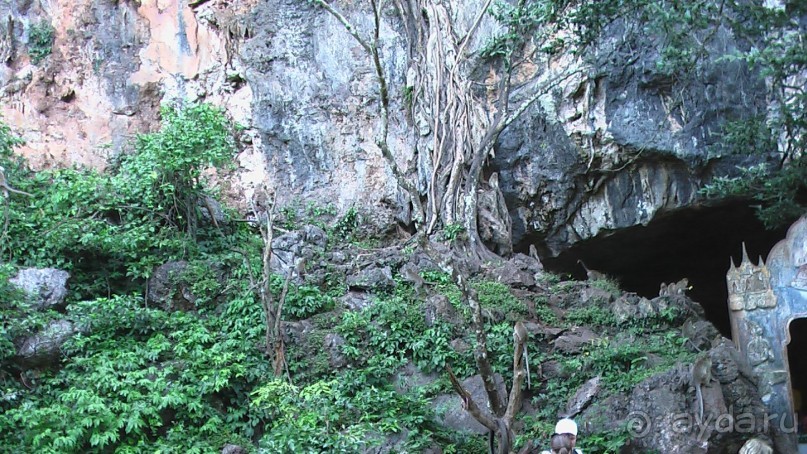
left=542, top=418, right=582, bottom=454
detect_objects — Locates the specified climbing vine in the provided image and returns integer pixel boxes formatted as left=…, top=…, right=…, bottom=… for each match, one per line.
left=314, top=0, right=581, bottom=260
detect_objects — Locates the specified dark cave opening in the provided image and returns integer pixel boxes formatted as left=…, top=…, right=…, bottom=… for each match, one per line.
left=537, top=201, right=789, bottom=336
left=788, top=318, right=807, bottom=435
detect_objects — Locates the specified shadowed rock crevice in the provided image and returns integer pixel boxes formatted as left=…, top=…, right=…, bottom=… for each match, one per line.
left=537, top=201, right=789, bottom=336
left=788, top=318, right=807, bottom=434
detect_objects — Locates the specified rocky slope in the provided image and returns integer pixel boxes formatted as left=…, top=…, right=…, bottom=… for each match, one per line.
left=3, top=219, right=777, bottom=452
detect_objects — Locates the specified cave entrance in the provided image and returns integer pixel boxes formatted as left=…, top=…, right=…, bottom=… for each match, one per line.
left=788, top=318, right=807, bottom=440
left=538, top=201, right=789, bottom=336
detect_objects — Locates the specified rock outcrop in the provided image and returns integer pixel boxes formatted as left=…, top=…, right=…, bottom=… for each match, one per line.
left=581, top=340, right=770, bottom=454
left=9, top=267, right=69, bottom=310
left=0, top=0, right=778, bottom=259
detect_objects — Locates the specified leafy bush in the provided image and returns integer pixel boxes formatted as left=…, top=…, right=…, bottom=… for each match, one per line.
left=336, top=291, right=468, bottom=377
left=566, top=305, right=617, bottom=327
left=701, top=162, right=807, bottom=229
left=0, top=106, right=273, bottom=451
left=252, top=375, right=436, bottom=452
left=117, top=103, right=236, bottom=239
left=532, top=296, right=559, bottom=325
left=282, top=283, right=335, bottom=319
left=1, top=295, right=264, bottom=451
left=2, top=103, right=236, bottom=293
left=330, top=206, right=359, bottom=241
left=475, top=280, right=529, bottom=321
left=0, top=264, right=30, bottom=363
left=28, top=21, right=54, bottom=64
left=442, top=223, right=466, bottom=242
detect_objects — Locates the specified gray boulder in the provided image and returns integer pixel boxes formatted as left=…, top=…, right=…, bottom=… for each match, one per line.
left=553, top=327, right=600, bottom=355
left=147, top=261, right=195, bottom=311
left=17, top=319, right=75, bottom=368
left=340, top=291, right=374, bottom=311
left=346, top=265, right=395, bottom=291
left=270, top=225, right=327, bottom=281
left=324, top=333, right=347, bottom=369
left=10, top=268, right=69, bottom=310
left=220, top=444, right=246, bottom=454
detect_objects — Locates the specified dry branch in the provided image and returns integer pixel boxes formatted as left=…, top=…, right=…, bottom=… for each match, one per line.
left=249, top=189, right=294, bottom=379
left=446, top=365, right=497, bottom=432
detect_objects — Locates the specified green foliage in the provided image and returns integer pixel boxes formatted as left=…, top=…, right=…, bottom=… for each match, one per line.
left=285, top=326, right=332, bottom=384
left=635, top=304, right=685, bottom=328
left=531, top=321, right=692, bottom=438
left=181, top=260, right=225, bottom=310
left=119, top=103, right=236, bottom=238
left=549, top=278, right=579, bottom=294
left=1, top=294, right=268, bottom=451
left=28, top=21, right=54, bottom=64
left=331, top=206, right=360, bottom=240
left=0, top=264, right=31, bottom=363
left=403, top=84, right=415, bottom=110
left=565, top=305, right=617, bottom=327
left=698, top=6, right=807, bottom=226
left=306, top=201, right=337, bottom=219
left=251, top=378, right=368, bottom=452
left=482, top=0, right=563, bottom=60
left=421, top=269, right=454, bottom=286
left=252, top=373, right=437, bottom=452
left=583, top=337, right=649, bottom=387
left=441, top=223, right=466, bottom=243
left=591, top=276, right=622, bottom=294
left=337, top=290, right=467, bottom=378
left=277, top=203, right=301, bottom=230
left=0, top=117, right=24, bottom=159
left=579, top=425, right=632, bottom=453
left=709, top=116, right=777, bottom=159
left=271, top=274, right=335, bottom=320
left=532, top=296, right=559, bottom=325
left=475, top=279, right=529, bottom=321
left=482, top=322, right=529, bottom=382
left=700, top=111, right=803, bottom=229
left=0, top=106, right=276, bottom=451
left=701, top=162, right=807, bottom=229
left=2, top=103, right=235, bottom=292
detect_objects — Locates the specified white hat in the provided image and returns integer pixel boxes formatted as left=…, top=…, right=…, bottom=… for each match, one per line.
left=555, top=418, right=578, bottom=436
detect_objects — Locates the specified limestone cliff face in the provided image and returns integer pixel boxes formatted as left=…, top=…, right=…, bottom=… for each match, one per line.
left=494, top=17, right=770, bottom=255
left=0, top=0, right=773, bottom=255
left=0, top=0, right=253, bottom=172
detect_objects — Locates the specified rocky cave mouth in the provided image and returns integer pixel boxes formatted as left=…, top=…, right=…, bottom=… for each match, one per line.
left=536, top=200, right=790, bottom=337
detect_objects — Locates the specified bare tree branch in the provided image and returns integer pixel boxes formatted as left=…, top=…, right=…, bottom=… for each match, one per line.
left=446, top=365, right=497, bottom=431
left=505, top=327, right=527, bottom=425
left=312, top=0, right=372, bottom=53
left=456, top=0, right=494, bottom=61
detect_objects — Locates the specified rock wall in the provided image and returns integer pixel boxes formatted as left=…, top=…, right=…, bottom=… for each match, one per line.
left=240, top=0, right=409, bottom=206
left=0, top=0, right=775, bottom=254
left=494, top=16, right=770, bottom=255
left=0, top=0, right=255, bottom=182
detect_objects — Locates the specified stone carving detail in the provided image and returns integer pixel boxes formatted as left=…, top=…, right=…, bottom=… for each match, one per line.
left=744, top=319, right=774, bottom=368
left=758, top=369, right=789, bottom=402
left=727, top=215, right=807, bottom=453
left=727, top=243, right=776, bottom=311
left=792, top=265, right=807, bottom=290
